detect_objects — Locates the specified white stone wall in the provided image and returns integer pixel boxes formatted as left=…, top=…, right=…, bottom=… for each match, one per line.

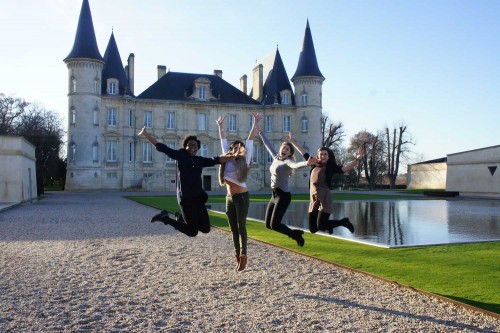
left=446, top=145, right=500, bottom=197
left=0, top=136, right=37, bottom=202
left=407, top=162, right=447, bottom=189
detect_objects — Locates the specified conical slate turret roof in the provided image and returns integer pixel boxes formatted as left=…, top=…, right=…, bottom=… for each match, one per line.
left=102, top=32, right=130, bottom=95
left=292, top=20, right=323, bottom=79
left=261, top=48, right=295, bottom=105
left=64, top=0, right=103, bottom=62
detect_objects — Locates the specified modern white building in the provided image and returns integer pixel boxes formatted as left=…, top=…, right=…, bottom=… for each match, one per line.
left=446, top=145, right=500, bottom=197
left=0, top=136, right=37, bottom=202
left=64, top=0, right=324, bottom=191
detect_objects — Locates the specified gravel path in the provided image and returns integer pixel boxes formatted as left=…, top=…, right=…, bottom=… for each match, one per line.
left=0, top=192, right=498, bottom=332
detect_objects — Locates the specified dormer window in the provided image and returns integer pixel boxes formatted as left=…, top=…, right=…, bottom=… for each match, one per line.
left=191, top=77, right=212, bottom=101
left=199, top=86, right=206, bottom=99
left=108, top=79, right=118, bottom=95
left=281, top=90, right=291, bottom=105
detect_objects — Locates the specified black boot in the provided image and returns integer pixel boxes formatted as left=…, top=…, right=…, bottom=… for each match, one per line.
left=151, top=210, right=169, bottom=223
left=290, top=229, right=305, bottom=247
left=308, top=210, right=319, bottom=233
left=329, top=217, right=355, bottom=233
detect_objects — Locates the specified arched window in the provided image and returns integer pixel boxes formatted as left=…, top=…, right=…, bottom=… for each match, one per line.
left=70, top=107, right=76, bottom=125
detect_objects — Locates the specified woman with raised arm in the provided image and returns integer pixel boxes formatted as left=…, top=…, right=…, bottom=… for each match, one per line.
left=259, top=130, right=315, bottom=247
left=308, top=146, right=363, bottom=234
left=216, top=112, right=262, bottom=272
left=139, top=128, right=232, bottom=237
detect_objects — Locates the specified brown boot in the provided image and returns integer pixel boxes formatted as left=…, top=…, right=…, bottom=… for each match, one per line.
left=237, top=255, right=247, bottom=272
left=235, top=254, right=240, bottom=268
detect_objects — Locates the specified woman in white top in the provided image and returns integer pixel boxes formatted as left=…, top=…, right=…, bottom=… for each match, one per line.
left=216, top=113, right=262, bottom=271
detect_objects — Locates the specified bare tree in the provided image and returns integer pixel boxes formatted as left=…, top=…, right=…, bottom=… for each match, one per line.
left=321, top=113, right=345, bottom=148
left=350, top=130, right=386, bottom=190
left=0, top=93, right=29, bottom=134
left=385, top=124, right=414, bottom=189
left=1, top=93, right=65, bottom=195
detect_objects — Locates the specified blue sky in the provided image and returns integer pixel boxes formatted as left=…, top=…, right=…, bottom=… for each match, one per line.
left=1, top=0, right=499, bottom=163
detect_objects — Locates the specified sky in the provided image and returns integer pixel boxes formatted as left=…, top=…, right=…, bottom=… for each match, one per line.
left=1, top=0, right=499, bottom=164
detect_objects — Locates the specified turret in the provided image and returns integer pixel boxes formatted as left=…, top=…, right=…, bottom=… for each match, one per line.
left=63, top=0, right=104, bottom=190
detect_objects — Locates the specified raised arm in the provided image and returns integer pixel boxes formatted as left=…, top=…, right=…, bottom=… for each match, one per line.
left=216, top=116, right=225, bottom=139
left=342, top=147, right=364, bottom=173
left=287, top=132, right=307, bottom=156
left=138, top=127, right=158, bottom=145
left=247, top=113, right=263, bottom=140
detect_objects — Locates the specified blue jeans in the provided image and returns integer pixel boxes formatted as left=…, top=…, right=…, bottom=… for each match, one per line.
left=225, top=192, right=249, bottom=255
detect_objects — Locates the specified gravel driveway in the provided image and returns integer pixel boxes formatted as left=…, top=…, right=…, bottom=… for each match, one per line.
left=0, top=191, right=498, bottom=332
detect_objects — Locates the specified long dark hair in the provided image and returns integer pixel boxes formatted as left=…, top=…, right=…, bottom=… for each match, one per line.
left=317, top=147, right=336, bottom=189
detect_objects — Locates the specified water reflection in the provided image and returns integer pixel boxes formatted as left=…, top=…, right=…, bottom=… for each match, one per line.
left=209, top=200, right=500, bottom=247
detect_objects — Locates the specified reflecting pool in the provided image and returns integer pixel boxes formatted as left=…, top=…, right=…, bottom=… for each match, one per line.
left=208, top=200, right=500, bottom=248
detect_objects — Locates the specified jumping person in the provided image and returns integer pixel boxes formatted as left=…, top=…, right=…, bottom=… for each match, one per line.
left=216, top=113, right=262, bottom=271
left=259, top=130, right=315, bottom=247
left=139, top=127, right=232, bottom=237
left=308, top=146, right=363, bottom=234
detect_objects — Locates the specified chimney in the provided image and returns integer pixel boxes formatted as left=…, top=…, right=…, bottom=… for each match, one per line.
left=157, top=65, right=167, bottom=79
left=127, top=53, right=135, bottom=95
left=240, top=74, right=247, bottom=95
left=252, top=64, right=263, bottom=102
left=213, top=69, right=223, bottom=78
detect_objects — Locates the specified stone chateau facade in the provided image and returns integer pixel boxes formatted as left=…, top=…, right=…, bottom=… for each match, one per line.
left=64, top=0, right=324, bottom=191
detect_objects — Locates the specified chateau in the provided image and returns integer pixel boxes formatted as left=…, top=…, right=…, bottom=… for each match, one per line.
left=64, top=0, right=324, bottom=191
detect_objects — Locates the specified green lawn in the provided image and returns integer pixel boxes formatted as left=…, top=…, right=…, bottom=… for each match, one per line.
left=127, top=193, right=500, bottom=315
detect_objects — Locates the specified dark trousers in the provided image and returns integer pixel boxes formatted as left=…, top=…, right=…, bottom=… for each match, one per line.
left=265, top=188, right=294, bottom=237
left=226, top=192, right=249, bottom=255
left=169, top=193, right=210, bottom=237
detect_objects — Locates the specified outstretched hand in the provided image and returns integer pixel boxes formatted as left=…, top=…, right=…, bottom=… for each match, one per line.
left=216, top=116, right=224, bottom=127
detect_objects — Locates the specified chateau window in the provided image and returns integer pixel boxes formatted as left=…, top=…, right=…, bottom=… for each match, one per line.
left=165, top=142, right=176, bottom=163
left=248, top=114, right=254, bottom=131
left=109, top=82, right=117, bottom=95
left=283, top=115, right=291, bottom=132
left=129, top=141, right=134, bottom=162
left=71, top=77, right=76, bottom=93
left=144, top=111, right=153, bottom=128
left=143, top=142, right=152, bottom=163
left=252, top=143, right=259, bottom=164
left=128, top=110, right=134, bottom=127
left=166, top=112, right=176, bottom=129
left=301, top=117, right=308, bottom=133
left=199, top=86, right=206, bottom=99
left=93, top=109, right=99, bottom=125
left=200, top=144, right=208, bottom=157
left=92, top=142, right=99, bottom=162
left=266, top=150, right=273, bottom=163
left=106, top=140, right=117, bottom=162
left=70, top=108, right=76, bottom=124
left=107, top=108, right=117, bottom=126
left=301, top=93, right=308, bottom=106
left=198, top=113, right=207, bottom=130
left=228, top=114, right=237, bottom=131
left=94, top=79, right=99, bottom=94
left=265, top=116, right=273, bottom=132
left=282, top=92, right=290, bottom=105
left=69, top=141, right=76, bottom=161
